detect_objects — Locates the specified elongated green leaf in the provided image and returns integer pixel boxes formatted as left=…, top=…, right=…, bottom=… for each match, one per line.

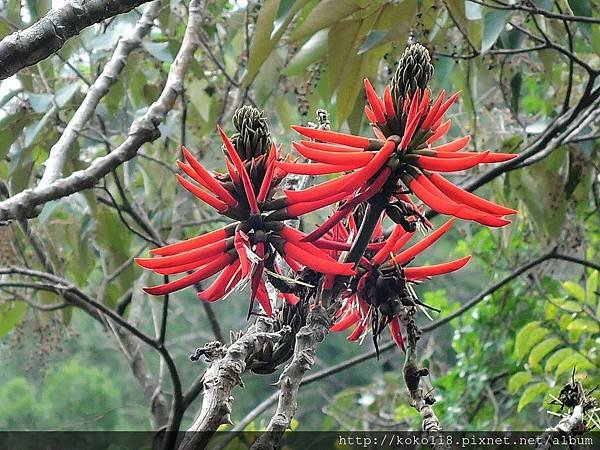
left=508, top=371, right=533, bottom=394
left=518, top=382, right=548, bottom=412
left=514, top=321, right=550, bottom=361
left=291, top=0, right=362, bottom=42
left=528, top=338, right=562, bottom=371
left=481, top=10, right=510, bottom=53
left=282, top=29, right=328, bottom=76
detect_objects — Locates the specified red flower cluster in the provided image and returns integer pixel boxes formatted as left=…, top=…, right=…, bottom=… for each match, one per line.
left=135, top=43, right=518, bottom=353
left=136, top=126, right=355, bottom=316
left=281, top=80, right=517, bottom=240
left=318, top=213, right=468, bottom=350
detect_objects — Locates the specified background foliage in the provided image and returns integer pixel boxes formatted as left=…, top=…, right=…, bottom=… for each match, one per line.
left=0, top=0, right=598, bottom=433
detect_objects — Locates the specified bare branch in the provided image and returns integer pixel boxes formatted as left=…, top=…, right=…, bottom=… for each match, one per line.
left=39, top=1, right=162, bottom=187
left=0, top=0, right=155, bottom=80
left=0, top=0, right=202, bottom=222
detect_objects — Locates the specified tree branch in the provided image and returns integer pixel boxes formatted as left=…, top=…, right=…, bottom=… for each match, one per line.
left=39, top=0, right=162, bottom=187
left=0, top=0, right=155, bottom=80
left=179, top=318, right=290, bottom=450
left=0, top=0, right=202, bottom=223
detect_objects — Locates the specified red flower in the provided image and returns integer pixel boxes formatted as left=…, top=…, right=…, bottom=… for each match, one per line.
left=280, top=80, right=517, bottom=240
left=135, top=127, right=356, bottom=316
left=327, top=216, right=470, bottom=351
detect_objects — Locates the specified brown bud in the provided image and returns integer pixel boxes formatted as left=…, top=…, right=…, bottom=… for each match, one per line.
left=230, top=105, right=272, bottom=160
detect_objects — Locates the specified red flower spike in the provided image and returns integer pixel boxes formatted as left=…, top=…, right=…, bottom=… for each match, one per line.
left=391, top=218, right=455, bottom=265
left=364, top=78, right=386, bottom=123
left=429, top=135, right=471, bottom=153
left=218, top=126, right=244, bottom=170
left=407, top=151, right=489, bottom=172
left=372, top=224, right=409, bottom=266
left=432, top=91, right=461, bottom=125
left=151, top=224, right=236, bottom=256
left=405, top=174, right=461, bottom=215
left=383, top=85, right=396, bottom=118
left=276, top=161, right=364, bottom=175
left=339, top=138, right=398, bottom=192
left=197, top=260, right=242, bottom=302
left=143, top=252, right=235, bottom=296
left=302, top=167, right=392, bottom=242
left=135, top=237, right=232, bottom=270
left=364, top=106, right=377, bottom=123
left=282, top=241, right=356, bottom=276
left=331, top=310, right=361, bottom=332
left=301, top=140, right=368, bottom=153
left=404, top=255, right=471, bottom=280
left=426, top=119, right=451, bottom=144
left=421, top=89, right=446, bottom=129
left=181, top=146, right=238, bottom=206
left=234, top=230, right=252, bottom=278
left=428, top=173, right=518, bottom=216
left=292, top=125, right=380, bottom=149
left=175, top=174, right=229, bottom=212
left=292, top=142, right=375, bottom=166
left=389, top=317, right=405, bottom=351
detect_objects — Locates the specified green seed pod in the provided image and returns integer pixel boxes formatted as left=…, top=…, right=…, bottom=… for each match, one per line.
left=230, top=105, right=272, bottom=160
left=391, top=43, right=434, bottom=110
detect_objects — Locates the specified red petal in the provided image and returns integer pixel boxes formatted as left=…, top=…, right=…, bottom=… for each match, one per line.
left=197, top=260, right=242, bottom=302
left=364, top=78, right=386, bottom=123
left=404, top=255, right=471, bottom=280
left=283, top=242, right=356, bottom=276
left=331, top=310, right=361, bottom=332
left=426, top=119, right=451, bottom=145
left=410, top=151, right=488, bottom=172
left=150, top=224, right=235, bottom=256
left=175, top=174, right=229, bottom=212
left=383, top=85, right=396, bottom=118
left=136, top=238, right=231, bottom=270
left=276, top=160, right=363, bottom=175
left=293, top=142, right=375, bottom=165
left=430, top=135, right=471, bottom=153
left=392, top=218, right=455, bottom=265
left=428, top=173, right=518, bottom=216
left=292, top=125, right=375, bottom=148
left=181, top=146, right=238, bottom=206
left=143, top=253, right=234, bottom=295
left=372, top=224, right=410, bottom=266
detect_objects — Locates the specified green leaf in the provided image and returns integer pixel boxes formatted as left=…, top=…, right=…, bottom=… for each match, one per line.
left=143, top=41, right=173, bottom=63
left=518, top=382, right=548, bottom=412
left=481, top=10, right=511, bottom=54
left=290, top=0, right=362, bottom=42
left=0, top=301, right=27, bottom=338
left=528, top=338, right=562, bottom=371
left=562, top=281, right=585, bottom=302
left=566, top=318, right=599, bottom=334
left=514, top=321, right=550, bottom=361
left=245, top=0, right=281, bottom=85
left=282, top=29, right=327, bottom=76
left=508, top=371, right=533, bottom=394
left=357, top=30, right=387, bottom=54
left=544, top=347, right=575, bottom=373
left=555, top=353, right=594, bottom=376
left=586, top=271, right=597, bottom=306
